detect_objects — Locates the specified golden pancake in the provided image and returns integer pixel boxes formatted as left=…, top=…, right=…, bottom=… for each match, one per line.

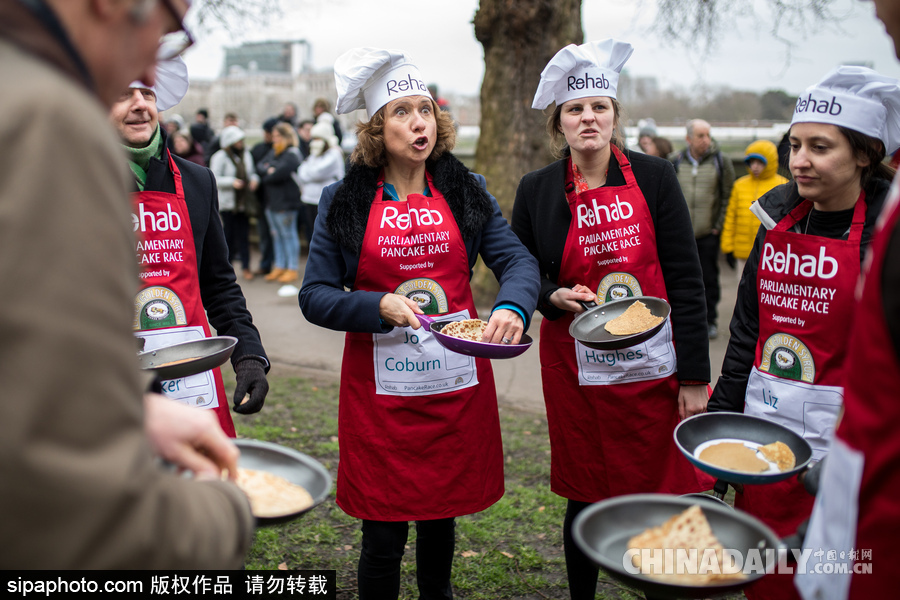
left=628, top=505, right=746, bottom=584
left=604, top=300, right=664, bottom=336
left=441, top=319, right=488, bottom=342
left=758, top=441, right=796, bottom=472
left=155, top=356, right=202, bottom=368
left=698, top=442, right=769, bottom=473
left=235, top=467, right=314, bottom=518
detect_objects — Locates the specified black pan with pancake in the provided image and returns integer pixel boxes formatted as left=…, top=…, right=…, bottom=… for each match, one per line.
left=573, top=494, right=781, bottom=599
left=137, top=336, right=237, bottom=379
left=674, top=413, right=813, bottom=485
left=569, top=296, right=670, bottom=350
left=234, top=439, right=332, bottom=525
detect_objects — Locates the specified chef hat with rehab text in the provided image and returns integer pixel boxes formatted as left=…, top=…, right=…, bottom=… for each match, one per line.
left=791, top=65, right=900, bottom=154
left=333, top=47, right=433, bottom=119
left=129, top=39, right=189, bottom=112
left=532, top=39, right=634, bottom=110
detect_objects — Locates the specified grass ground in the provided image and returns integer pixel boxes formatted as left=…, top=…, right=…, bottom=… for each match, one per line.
left=227, top=366, right=742, bottom=600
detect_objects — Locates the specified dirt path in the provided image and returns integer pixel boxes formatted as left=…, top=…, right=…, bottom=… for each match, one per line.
left=233, top=253, right=739, bottom=415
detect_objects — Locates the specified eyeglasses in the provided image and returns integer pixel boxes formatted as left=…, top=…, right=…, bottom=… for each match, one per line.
left=157, top=0, right=194, bottom=60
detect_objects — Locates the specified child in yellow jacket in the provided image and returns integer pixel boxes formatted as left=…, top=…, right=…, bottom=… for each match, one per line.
left=720, top=139, right=788, bottom=274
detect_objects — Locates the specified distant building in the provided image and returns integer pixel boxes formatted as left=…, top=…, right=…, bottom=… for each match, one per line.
left=170, top=40, right=362, bottom=138
left=224, top=41, right=298, bottom=76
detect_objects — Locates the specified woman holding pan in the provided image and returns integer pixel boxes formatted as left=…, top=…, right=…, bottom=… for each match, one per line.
left=708, top=66, right=900, bottom=600
left=511, top=39, right=712, bottom=599
left=298, top=48, right=539, bottom=600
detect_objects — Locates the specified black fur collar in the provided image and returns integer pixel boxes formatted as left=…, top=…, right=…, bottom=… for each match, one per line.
left=326, top=152, right=494, bottom=255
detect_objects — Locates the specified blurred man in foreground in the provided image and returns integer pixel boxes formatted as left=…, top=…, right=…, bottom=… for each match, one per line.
left=0, top=0, right=253, bottom=569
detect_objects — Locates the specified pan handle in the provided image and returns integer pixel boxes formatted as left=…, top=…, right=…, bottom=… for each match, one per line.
left=713, top=478, right=743, bottom=499
left=799, top=459, right=823, bottom=496
left=577, top=300, right=598, bottom=312
left=415, top=313, right=435, bottom=328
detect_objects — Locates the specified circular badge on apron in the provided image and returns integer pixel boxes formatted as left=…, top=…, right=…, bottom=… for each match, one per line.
left=759, top=333, right=816, bottom=382
left=134, top=286, right=188, bottom=330
left=395, top=278, right=449, bottom=315
left=596, top=272, right=643, bottom=303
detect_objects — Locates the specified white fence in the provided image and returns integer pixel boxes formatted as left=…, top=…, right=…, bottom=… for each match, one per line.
left=455, top=124, right=791, bottom=150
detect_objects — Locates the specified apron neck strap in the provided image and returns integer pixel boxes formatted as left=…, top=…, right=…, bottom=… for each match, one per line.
left=565, top=145, right=631, bottom=205
left=776, top=189, right=867, bottom=244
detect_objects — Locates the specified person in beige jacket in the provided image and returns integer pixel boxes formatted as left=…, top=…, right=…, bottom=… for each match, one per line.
left=672, top=119, right=736, bottom=339
left=0, top=0, right=253, bottom=569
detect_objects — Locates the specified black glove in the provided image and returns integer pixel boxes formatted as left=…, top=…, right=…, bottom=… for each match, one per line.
left=725, top=252, right=737, bottom=270
left=232, top=358, right=269, bottom=414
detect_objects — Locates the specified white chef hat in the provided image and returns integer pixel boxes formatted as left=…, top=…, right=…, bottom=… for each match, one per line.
left=532, top=39, right=634, bottom=110
left=129, top=40, right=189, bottom=112
left=791, top=65, right=900, bottom=154
left=333, top=47, right=432, bottom=119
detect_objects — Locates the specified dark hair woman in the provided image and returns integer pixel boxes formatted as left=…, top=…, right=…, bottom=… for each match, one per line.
left=299, top=47, right=540, bottom=600
left=709, top=66, right=900, bottom=600
left=511, top=39, right=713, bottom=600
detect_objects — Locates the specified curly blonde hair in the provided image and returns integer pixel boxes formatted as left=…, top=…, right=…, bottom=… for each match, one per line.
left=351, top=98, right=456, bottom=168
left=545, top=98, right=626, bottom=159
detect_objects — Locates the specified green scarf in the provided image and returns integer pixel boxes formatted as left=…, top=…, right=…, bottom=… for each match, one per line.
left=124, top=125, right=163, bottom=191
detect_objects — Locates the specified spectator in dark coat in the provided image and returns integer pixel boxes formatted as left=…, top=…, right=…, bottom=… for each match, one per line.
left=189, top=108, right=213, bottom=151
left=257, top=122, right=303, bottom=284
left=250, top=117, right=279, bottom=275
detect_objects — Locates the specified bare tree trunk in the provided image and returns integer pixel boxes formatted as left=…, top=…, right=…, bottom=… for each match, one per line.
left=470, top=0, right=582, bottom=306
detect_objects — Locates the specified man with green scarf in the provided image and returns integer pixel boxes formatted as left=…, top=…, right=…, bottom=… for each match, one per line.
left=110, top=74, right=270, bottom=436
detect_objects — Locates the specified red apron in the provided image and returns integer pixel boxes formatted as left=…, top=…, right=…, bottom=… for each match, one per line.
left=131, top=151, right=234, bottom=437
left=335, top=173, right=503, bottom=521
left=740, top=195, right=865, bottom=600
left=540, top=147, right=710, bottom=502
left=796, top=180, right=900, bottom=600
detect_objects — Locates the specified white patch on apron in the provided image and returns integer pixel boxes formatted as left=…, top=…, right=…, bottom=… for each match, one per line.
left=575, top=319, right=676, bottom=386
left=745, top=367, right=842, bottom=461
left=373, top=309, right=478, bottom=396
left=137, top=326, right=219, bottom=409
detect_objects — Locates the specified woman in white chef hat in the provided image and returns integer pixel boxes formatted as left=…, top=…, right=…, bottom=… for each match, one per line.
left=708, top=66, right=900, bottom=600
left=298, top=48, right=539, bottom=600
left=510, top=39, right=713, bottom=599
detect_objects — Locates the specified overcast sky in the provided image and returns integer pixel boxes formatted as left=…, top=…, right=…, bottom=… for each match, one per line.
left=183, top=0, right=900, bottom=99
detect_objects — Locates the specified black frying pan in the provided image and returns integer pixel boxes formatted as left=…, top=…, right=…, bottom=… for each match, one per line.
left=569, top=296, right=670, bottom=350
left=234, top=439, right=332, bottom=526
left=137, top=336, right=237, bottom=380
left=573, top=494, right=782, bottom=599
left=674, top=412, right=813, bottom=485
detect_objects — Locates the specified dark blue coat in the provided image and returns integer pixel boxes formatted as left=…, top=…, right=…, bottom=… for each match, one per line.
left=299, top=153, right=540, bottom=334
